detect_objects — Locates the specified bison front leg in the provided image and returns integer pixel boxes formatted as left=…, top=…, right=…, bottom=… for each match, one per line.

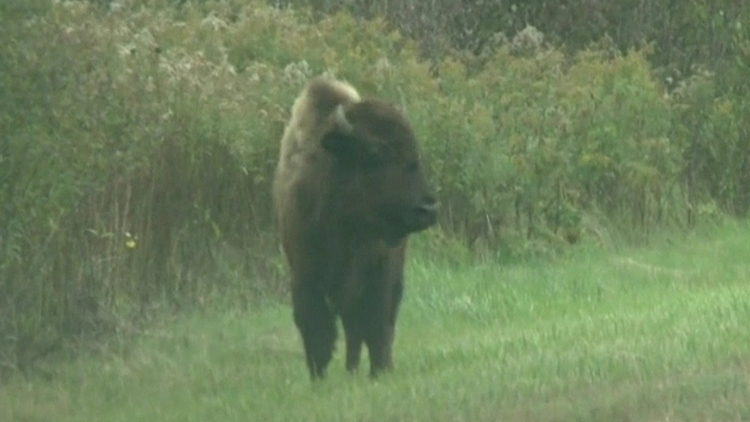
left=364, top=323, right=394, bottom=378
left=341, top=313, right=363, bottom=373
left=292, top=282, right=337, bottom=380
left=362, top=278, right=404, bottom=378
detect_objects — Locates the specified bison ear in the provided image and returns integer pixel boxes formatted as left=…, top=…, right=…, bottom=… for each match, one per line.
left=322, top=104, right=384, bottom=164
left=322, top=104, right=358, bottom=158
left=321, top=132, right=356, bottom=158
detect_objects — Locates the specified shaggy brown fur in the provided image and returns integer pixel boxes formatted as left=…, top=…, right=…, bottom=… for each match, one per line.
left=273, top=77, right=438, bottom=380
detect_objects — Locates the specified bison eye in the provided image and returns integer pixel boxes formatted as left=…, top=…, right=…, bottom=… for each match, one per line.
left=361, top=152, right=385, bottom=168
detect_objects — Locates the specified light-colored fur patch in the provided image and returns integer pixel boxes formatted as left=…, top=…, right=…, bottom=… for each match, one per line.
left=273, top=77, right=361, bottom=221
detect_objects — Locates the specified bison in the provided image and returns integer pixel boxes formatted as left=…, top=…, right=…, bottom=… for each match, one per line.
left=273, top=77, right=438, bottom=380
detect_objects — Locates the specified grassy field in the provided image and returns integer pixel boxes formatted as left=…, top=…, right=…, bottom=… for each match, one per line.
left=2, top=222, right=750, bottom=422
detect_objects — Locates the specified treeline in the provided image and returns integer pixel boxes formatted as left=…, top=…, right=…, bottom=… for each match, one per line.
left=0, top=0, right=748, bottom=373
left=277, top=0, right=746, bottom=76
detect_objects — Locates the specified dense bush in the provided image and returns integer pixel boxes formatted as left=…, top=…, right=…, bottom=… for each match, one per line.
left=0, top=0, right=747, bottom=373
left=275, top=1, right=750, bottom=78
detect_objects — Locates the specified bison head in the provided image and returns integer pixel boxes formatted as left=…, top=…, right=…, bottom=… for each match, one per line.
left=321, top=99, right=438, bottom=245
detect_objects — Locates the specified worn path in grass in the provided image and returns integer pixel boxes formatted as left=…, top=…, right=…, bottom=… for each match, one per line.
left=2, top=222, right=750, bottom=421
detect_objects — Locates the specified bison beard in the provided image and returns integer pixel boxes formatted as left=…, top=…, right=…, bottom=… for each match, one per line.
left=273, top=77, right=438, bottom=380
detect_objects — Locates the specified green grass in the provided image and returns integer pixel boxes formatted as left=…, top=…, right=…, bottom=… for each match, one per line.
left=3, top=222, right=750, bottom=422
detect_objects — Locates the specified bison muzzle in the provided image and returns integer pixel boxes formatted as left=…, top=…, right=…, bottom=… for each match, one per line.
left=273, top=77, right=438, bottom=380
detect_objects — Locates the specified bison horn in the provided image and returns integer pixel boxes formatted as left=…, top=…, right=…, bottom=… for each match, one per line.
left=419, top=201, right=440, bottom=213
left=333, top=104, right=354, bottom=134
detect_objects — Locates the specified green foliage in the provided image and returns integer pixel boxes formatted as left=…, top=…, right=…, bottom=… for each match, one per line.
left=0, top=0, right=289, bottom=372
left=424, top=44, right=682, bottom=250
left=0, top=0, right=747, bottom=374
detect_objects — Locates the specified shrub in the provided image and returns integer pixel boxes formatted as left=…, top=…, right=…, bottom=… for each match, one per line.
left=0, top=0, right=741, bottom=373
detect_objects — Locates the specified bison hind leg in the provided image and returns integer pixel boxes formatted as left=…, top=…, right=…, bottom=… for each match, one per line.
left=293, top=288, right=337, bottom=380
